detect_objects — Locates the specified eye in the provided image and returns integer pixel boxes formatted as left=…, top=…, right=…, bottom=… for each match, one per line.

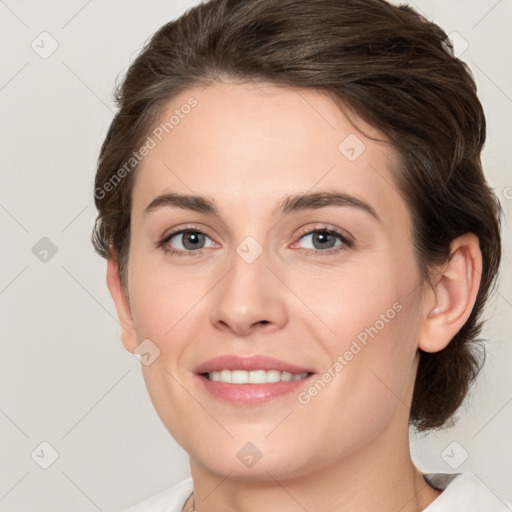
left=156, top=225, right=352, bottom=257
left=158, top=227, right=216, bottom=256
left=294, top=227, right=353, bottom=254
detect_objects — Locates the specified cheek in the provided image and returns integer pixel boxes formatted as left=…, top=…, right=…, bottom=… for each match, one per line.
left=298, top=253, right=420, bottom=400
left=127, top=250, right=210, bottom=340
left=326, top=289, right=420, bottom=424
left=292, top=258, right=405, bottom=342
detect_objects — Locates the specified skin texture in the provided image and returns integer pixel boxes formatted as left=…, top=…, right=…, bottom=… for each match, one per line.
left=107, top=81, right=482, bottom=512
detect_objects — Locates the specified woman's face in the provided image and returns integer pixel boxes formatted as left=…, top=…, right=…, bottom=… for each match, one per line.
left=121, top=81, right=428, bottom=479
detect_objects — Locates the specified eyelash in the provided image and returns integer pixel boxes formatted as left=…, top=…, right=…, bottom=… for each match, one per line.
left=156, top=224, right=353, bottom=258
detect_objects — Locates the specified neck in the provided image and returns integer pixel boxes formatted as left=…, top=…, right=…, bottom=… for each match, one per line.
left=185, top=422, right=441, bottom=512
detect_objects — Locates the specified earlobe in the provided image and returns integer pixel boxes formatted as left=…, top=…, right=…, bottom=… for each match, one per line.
left=106, top=258, right=139, bottom=354
left=418, top=233, right=482, bottom=353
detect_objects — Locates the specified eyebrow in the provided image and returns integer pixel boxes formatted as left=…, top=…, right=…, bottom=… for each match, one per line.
left=144, top=191, right=381, bottom=223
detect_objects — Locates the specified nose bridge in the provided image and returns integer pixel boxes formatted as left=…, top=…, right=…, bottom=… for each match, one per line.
left=209, top=234, right=288, bottom=335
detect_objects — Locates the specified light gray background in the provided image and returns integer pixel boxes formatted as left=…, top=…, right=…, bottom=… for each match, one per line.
left=1, top=0, right=511, bottom=510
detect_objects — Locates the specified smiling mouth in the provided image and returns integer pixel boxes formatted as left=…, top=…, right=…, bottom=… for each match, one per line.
left=203, top=369, right=312, bottom=383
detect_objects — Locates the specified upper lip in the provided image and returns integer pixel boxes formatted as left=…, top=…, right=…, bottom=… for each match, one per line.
left=195, top=355, right=314, bottom=375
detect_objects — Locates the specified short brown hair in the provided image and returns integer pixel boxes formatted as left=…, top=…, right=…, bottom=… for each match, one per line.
left=91, top=0, right=502, bottom=430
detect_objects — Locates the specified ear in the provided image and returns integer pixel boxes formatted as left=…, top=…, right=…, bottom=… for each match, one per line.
left=106, top=258, right=138, bottom=353
left=418, top=233, right=483, bottom=353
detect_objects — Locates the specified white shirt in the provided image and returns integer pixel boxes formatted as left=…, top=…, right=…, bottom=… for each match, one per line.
left=122, top=472, right=512, bottom=512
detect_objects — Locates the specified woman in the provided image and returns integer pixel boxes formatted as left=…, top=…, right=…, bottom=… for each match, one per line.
left=91, top=0, right=510, bottom=510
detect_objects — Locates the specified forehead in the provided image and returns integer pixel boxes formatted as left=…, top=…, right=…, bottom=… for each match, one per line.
left=132, top=81, right=409, bottom=228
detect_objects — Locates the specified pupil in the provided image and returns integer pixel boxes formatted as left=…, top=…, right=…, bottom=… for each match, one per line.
left=183, top=231, right=204, bottom=250
left=314, top=231, right=335, bottom=249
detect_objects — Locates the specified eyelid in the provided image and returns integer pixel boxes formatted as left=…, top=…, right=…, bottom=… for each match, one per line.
left=156, top=224, right=217, bottom=249
left=293, top=223, right=354, bottom=246
left=292, top=224, right=354, bottom=252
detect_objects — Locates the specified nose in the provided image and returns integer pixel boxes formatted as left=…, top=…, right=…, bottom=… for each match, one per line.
left=209, top=246, right=288, bottom=337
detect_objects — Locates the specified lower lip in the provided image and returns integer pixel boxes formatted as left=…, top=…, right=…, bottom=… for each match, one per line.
left=197, top=374, right=314, bottom=405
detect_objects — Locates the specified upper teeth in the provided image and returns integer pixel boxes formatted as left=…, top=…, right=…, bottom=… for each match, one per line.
left=207, top=369, right=309, bottom=384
